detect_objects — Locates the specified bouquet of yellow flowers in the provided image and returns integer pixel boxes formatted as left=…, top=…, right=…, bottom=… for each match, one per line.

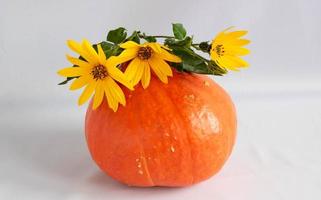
left=58, top=23, right=250, bottom=112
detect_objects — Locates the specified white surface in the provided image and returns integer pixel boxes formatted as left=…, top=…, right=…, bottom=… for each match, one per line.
left=1, top=0, right=321, bottom=199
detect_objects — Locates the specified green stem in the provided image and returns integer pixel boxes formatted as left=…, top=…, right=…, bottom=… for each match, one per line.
left=138, top=33, right=174, bottom=39
left=191, top=43, right=200, bottom=50
left=151, top=35, right=175, bottom=39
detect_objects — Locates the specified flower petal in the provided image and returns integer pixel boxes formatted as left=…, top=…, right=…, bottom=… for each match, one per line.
left=157, top=49, right=182, bottom=63
left=107, top=77, right=126, bottom=106
left=226, top=31, right=248, bottom=39
left=147, top=43, right=161, bottom=53
left=120, top=41, right=140, bottom=49
left=66, top=55, right=91, bottom=68
left=141, top=61, right=151, bottom=89
left=69, top=76, right=90, bottom=90
left=97, top=44, right=106, bottom=64
left=222, top=26, right=235, bottom=33
left=78, top=80, right=97, bottom=105
left=81, top=39, right=99, bottom=65
left=57, top=67, right=87, bottom=77
left=67, top=40, right=97, bottom=64
left=92, top=81, right=105, bottom=110
left=112, top=48, right=138, bottom=65
left=124, top=58, right=144, bottom=86
left=226, top=39, right=250, bottom=46
left=108, top=65, right=134, bottom=90
left=214, top=27, right=247, bottom=42
left=66, top=40, right=83, bottom=54
left=103, top=79, right=119, bottom=112
left=105, top=90, right=118, bottom=112
left=150, top=56, right=173, bottom=77
left=210, top=49, right=219, bottom=60
left=224, top=55, right=249, bottom=67
left=216, top=57, right=239, bottom=71
left=148, top=58, right=168, bottom=84
left=226, top=46, right=250, bottom=56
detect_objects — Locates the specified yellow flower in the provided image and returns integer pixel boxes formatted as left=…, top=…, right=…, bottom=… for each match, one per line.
left=113, top=41, right=181, bottom=88
left=57, top=39, right=133, bottom=112
left=210, top=27, right=250, bottom=71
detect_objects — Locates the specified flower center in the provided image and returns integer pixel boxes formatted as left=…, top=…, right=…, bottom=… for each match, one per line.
left=215, top=44, right=225, bottom=57
left=91, top=65, right=108, bottom=80
left=137, top=46, right=152, bottom=60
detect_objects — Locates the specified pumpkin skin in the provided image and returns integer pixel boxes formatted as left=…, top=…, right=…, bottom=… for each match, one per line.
left=85, top=70, right=237, bottom=187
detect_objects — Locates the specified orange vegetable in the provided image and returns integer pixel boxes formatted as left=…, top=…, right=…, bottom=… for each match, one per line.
left=85, top=70, right=237, bottom=187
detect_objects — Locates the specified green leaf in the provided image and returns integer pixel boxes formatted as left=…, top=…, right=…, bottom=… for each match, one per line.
left=180, top=60, right=226, bottom=75
left=181, top=62, right=203, bottom=72
left=171, top=62, right=184, bottom=72
left=127, top=31, right=140, bottom=44
left=99, top=41, right=122, bottom=58
left=172, top=47, right=203, bottom=65
left=207, top=61, right=227, bottom=75
left=165, top=36, right=192, bottom=48
left=182, top=62, right=207, bottom=74
left=170, top=46, right=205, bottom=73
left=144, top=36, right=157, bottom=42
left=170, top=46, right=227, bottom=75
left=100, top=41, right=114, bottom=50
left=107, top=27, right=127, bottom=44
left=172, top=23, right=186, bottom=39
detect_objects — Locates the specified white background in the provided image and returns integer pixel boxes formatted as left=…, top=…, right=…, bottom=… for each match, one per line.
left=1, top=0, right=321, bottom=199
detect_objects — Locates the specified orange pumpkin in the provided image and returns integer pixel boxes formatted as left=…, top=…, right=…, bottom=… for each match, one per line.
left=85, top=70, right=237, bottom=187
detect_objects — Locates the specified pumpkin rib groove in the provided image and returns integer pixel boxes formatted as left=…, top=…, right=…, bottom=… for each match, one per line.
left=144, top=82, right=175, bottom=185
left=136, top=91, right=155, bottom=186
left=138, top=144, right=154, bottom=186
left=159, top=81, right=195, bottom=185
left=141, top=86, right=163, bottom=185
